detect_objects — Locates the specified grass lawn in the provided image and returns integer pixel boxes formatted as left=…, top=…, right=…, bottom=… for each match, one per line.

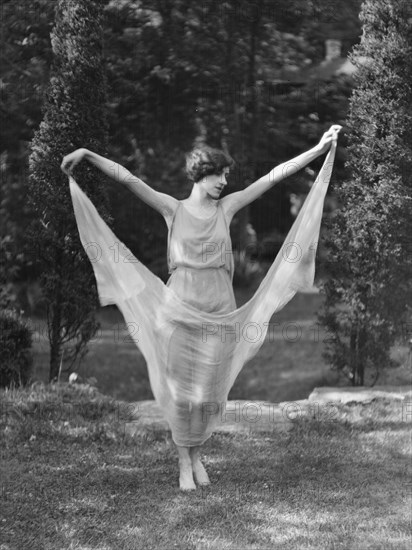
left=4, top=288, right=412, bottom=549
left=1, top=382, right=411, bottom=550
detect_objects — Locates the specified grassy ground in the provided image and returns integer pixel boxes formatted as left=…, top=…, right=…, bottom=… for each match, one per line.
left=1, top=382, right=411, bottom=550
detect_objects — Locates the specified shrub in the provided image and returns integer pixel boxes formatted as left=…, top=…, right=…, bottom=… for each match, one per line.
left=0, top=308, right=33, bottom=388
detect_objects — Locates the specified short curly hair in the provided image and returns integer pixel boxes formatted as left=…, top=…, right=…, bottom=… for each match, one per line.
left=185, top=145, right=235, bottom=183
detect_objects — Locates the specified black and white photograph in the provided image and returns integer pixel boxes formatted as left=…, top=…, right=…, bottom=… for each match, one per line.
left=1, top=0, right=411, bottom=548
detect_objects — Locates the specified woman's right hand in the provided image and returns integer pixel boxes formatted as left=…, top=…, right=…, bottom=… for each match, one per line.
left=316, top=125, right=343, bottom=155
left=61, top=148, right=88, bottom=175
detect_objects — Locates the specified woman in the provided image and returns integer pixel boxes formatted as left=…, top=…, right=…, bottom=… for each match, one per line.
left=61, top=125, right=342, bottom=491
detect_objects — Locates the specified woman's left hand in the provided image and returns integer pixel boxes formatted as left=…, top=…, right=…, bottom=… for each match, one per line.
left=316, top=125, right=343, bottom=154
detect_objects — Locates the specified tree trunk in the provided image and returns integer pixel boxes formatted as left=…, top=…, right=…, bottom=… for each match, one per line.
left=237, top=0, right=263, bottom=253
left=49, top=297, right=63, bottom=381
left=350, top=323, right=366, bottom=386
left=48, top=247, right=64, bottom=381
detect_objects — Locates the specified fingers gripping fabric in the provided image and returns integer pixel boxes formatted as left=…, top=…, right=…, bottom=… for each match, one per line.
left=68, top=143, right=336, bottom=446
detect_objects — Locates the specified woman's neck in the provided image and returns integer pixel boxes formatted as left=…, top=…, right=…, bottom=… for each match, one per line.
left=185, top=183, right=217, bottom=208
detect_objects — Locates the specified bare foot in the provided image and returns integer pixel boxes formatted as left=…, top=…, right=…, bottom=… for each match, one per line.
left=192, top=458, right=210, bottom=486
left=190, top=447, right=211, bottom=486
left=179, top=459, right=196, bottom=491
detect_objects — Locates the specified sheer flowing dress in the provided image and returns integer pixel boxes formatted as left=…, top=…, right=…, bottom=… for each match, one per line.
left=68, top=143, right=337, bottom=446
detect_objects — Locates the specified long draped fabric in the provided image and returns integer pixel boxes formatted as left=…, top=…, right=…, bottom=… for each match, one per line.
left=69, top=142, right=336, bottom=446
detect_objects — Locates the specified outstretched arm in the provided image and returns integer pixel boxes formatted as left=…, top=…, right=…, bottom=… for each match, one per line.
left=222, top=125, right=342, bottom=221
left=61, top=148, right=178, bottom=220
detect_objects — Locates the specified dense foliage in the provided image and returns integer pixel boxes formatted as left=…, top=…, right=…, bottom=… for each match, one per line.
left=319, top=0, right=412, bottom=385
left=101, top=0, right=358, bottom=271
left=27, top=0, right=112, bottom=381
left=1, top=0, right=370, bottom=383
left=1, top=0, right=361, bottom=281
left=0, top=308, right=33, bottom=388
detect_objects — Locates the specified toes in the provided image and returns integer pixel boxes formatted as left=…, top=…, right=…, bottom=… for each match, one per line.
left=180, top=477, right=196, bottom=491
left=192, top=460, right=211, bottom=486
left=179, top=461, right=196, bottom=491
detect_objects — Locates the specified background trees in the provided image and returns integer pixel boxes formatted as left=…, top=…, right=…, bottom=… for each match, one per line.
left=1, top=0, right=362, bottom=284
left=100, top=0, right=359, bottom=277
left=9, top=0, right=404, bottom=387
left=319, top=0, right=412, bottom=385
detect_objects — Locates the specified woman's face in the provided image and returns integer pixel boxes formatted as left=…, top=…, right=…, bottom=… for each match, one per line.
left=198, top=167, right=230, bottom=199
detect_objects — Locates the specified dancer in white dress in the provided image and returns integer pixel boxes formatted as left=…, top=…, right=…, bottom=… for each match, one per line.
left=61, top=125, right=342, bottom=490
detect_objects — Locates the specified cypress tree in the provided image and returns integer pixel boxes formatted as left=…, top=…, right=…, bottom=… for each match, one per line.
left=320, top=0, right=412, bottom=385
left=27, top=0, right=112, bottom=381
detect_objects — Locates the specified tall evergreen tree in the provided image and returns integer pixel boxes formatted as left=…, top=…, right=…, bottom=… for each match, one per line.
left=27, top=0, right=113, bottom=381
left=320, top=0, right=412, bottom=385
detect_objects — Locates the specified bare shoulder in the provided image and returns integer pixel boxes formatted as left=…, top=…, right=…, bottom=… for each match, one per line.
left=121, top=172, right=179, bottom=218
left=220, top=192, right=243, bottom=223
left=157, top=192, right=180, bottom=215
left=160, top=194, right=180, bottom=230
